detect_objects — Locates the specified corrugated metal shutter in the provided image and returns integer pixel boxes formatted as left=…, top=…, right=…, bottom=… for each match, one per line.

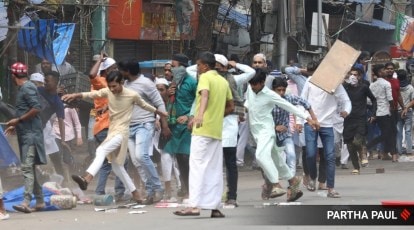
left=113, top=40, right=153, bottom=62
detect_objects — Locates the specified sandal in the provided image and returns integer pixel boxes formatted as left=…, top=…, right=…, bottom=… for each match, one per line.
left=361, top=159, right=369, bottom=167
left=306, top=180, right=316, bottom=192
left=0, top=212, right=10, bottom=220
left=13, top=204, right=32, bottom=213
left=211, top=209, right=225, bottom=218
left=327, top=190, right=341, bottom=198
left=287, top=189, right=303, bottom=202
left=173, top=208, right=200, bottom=216
left=352, top=169, right=360, bottom=175
left=269, top=187, right=286, bottom=198
left=34, top=203, right=46, bottom=211
left=261, top=184, right=272, bottom=200
left=71, top=174, right=88, bottom=191
left=286, top=176, right=303, bottom=202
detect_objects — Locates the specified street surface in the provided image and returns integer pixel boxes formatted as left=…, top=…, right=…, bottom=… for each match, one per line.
left=1, top=155, right=414, bottom=230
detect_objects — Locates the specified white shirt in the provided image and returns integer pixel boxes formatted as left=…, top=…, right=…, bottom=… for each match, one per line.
left=369, top=78, right=392, bottom=116
left=300, top=77, right=352, bottom=127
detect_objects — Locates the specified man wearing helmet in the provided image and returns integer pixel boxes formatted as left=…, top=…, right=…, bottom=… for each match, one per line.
left=4, top=62, right=46, bottom=213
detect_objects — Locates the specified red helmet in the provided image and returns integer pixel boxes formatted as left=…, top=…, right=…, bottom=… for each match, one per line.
left=11, top=62, right=28, bottom=75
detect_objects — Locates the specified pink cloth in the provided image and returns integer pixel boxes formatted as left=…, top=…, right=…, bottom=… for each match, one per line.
left=287, top=80, right=299, bottom=133
left=53, top=107, right=82, bottom=141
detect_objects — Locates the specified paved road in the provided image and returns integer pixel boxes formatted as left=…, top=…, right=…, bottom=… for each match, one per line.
left=1, top=157, right=414, bottom=229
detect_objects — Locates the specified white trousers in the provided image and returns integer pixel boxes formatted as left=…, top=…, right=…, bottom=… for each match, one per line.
left=87, top=134, right=136, bottom=193
left=0, top=176, right=3, bottom=198
left=160, top=151, right=181, bottom=186
left=189, top=136, right=223, bottom=209
left=236, top=116, right=249, bottom=165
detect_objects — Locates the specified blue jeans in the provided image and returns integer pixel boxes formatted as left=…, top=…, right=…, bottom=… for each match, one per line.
left=397, top=110, right=413, bottom=155
left=94, top=129, right=126, bottom=197
left=282, top=137, right=296, bottom=175
left=304, top=124, right=336, bottom=189
left=128, top=122, right=163, bottom=197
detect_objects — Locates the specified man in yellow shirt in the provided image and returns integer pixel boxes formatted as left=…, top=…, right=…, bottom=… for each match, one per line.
left=173, top=52, right=234, bottom=218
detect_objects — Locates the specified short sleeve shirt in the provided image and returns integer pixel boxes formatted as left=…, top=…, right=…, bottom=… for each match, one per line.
left=192, top=70, right=233, bottom=139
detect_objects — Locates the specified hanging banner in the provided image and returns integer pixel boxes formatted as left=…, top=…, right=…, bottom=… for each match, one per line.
left=17, top=19, right=75, bottom=65
left=395, top=13, right=414, bottom=52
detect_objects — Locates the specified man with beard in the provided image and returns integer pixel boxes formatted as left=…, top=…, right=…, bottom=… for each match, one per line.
left=212, top=54, right=255, bottom=206
left=163, top=53, right=197, bottom=198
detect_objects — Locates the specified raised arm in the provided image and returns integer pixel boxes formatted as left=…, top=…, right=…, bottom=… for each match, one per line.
left=228, top=61, right=255, bottom=86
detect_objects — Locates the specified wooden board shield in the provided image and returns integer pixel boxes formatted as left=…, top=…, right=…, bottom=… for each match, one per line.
left=309, top=40, right=361, bottom=94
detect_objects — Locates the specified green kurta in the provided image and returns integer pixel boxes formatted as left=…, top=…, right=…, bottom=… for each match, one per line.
left=15, top=81, right=46, bottom=165
left=82, top=87, right=156, bottom=164
left=164, top=75, right=197, bottom=155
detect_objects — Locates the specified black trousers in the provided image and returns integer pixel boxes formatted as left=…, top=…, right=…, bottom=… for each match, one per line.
left=223, top=147, right=238, bottom=200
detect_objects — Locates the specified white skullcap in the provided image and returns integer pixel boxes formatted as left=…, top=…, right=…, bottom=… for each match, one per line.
left=155, top=77, right=169, bottom=86
left=99, top=57, right=116, bottom=71
left=30, top=73, right=44, bottom=83
left=214, top=54, right=228, bottom=67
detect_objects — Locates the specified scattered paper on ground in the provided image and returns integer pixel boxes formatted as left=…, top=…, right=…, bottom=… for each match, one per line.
left=128, top=210, right=147, bottom=214
left=154, top=202, right=180, bottom=208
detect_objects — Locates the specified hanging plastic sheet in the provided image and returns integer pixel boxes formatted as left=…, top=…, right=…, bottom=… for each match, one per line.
left=17, top=19, right=75, bottom=65
left=0, top=125, right=19, bottom=168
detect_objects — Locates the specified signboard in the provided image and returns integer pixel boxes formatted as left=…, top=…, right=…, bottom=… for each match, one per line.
left=310, top=40, right=361, bottom=94
left=311, top=12, right=329, bottom=47
left=371, top=50, right=392, bottom=65
left=108, top=0, right=198, bottom=40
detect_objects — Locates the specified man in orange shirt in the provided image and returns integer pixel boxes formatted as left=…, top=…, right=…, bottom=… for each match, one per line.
left=88, top=53, right=126, bottom=201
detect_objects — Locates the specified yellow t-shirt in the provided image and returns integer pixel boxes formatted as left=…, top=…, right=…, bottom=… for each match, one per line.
left=192, top=70, right=233, bottom=140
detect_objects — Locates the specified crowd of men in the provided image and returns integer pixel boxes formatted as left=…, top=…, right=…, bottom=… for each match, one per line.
left=1, top=50, right=412, bottom=220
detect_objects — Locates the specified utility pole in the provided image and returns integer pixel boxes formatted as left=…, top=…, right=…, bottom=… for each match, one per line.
left=276, top=0, right=287, bottom=68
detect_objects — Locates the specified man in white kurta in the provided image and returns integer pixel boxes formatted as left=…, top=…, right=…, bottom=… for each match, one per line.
left=62, top=72, right=165, bottom=203
left=173, top=52, right=233, bottom=218
left=245, top=70, right=317, bottom=202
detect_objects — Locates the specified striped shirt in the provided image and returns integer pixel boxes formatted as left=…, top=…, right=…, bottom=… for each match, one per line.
left=272, top=94, right=311, bottom=142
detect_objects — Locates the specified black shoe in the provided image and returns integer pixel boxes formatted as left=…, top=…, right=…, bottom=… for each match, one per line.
left=143, top=196, right=154, bottom=205
left=335, top=157, right=341, bottom=167
left=177, top=189, right=188, bottom=197
left=71, top=175, right=88, bottom=190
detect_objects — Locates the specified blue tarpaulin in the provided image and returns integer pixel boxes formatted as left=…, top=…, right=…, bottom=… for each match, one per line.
left=17, top=19, right=75, bottom=65
left=3, top=186, right=60, bottom=212
left=0, top=126, right=19, bottom=168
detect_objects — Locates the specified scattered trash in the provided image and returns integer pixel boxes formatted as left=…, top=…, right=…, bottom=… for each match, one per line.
left=94, top=207, right=118, bottom=213
left=277, top=202, right=302, bottom=206
left=105, top=208, right=118, bottom=213
left=50, top=195, right=77, bottom=209
left=317, top=191, right=328, bottom=197
left=376, top=168, right=385, bottom=174
left=117, top=203, right=138, bottom=209
left=154, top=202, right=180, bottom=208
left=128, top=210, right=147, bottom=214
left=398, top=155, right=414, bottom=162
left=131, top=205, right=146, bottom=209
left=94, top=194, right=114, bottom=206
left=222, top=204, right=236, bottom=209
